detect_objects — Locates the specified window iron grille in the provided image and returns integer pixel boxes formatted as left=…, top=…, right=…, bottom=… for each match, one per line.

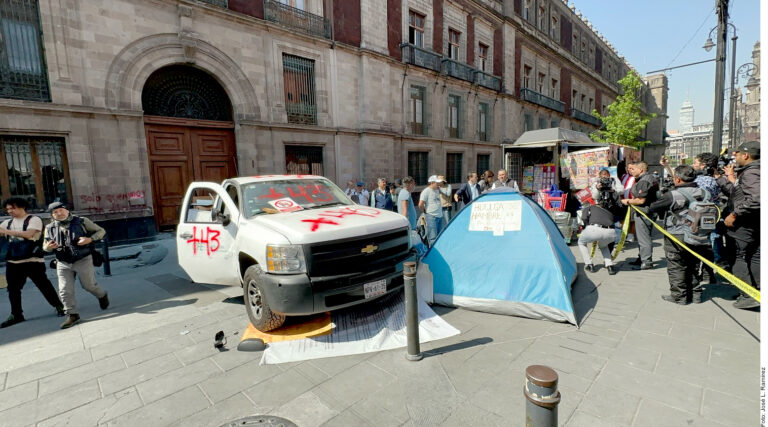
left=400, top=43, right=441, bottom=72
left=408, top=152, right=429, bottom=186
left=283, top=54, right=317, bottom=125
left=142, top=65, right=233, bottom=121
left=285, top=145, right=323, bottom=175
left=477, top=154, right=490, bottom=176
left=0, top=135, right=69, bottom=210
left=0, top=0, right=51, bottom=102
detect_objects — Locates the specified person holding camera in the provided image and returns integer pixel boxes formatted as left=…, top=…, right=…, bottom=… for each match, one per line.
left=621, top=161, right=660, bottom=270
left=43, top=202, right=110, bottom=329
left=718, top=141, right=760, bottom=310
left=648, top=165, right=714, bottom=304
left=0, top=198, right=65, bottom=328
left=577, top=179, right=622, bottom=275
left=370, top=178, right=394, bottom=211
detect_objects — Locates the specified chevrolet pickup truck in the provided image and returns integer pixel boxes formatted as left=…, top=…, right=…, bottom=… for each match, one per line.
left=176, top=175, right=412, bottom=331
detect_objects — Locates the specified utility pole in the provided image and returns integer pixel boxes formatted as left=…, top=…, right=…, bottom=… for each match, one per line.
left=712, top=0, right=729, bottom=154
left=727, top=32, right=738, bottom=149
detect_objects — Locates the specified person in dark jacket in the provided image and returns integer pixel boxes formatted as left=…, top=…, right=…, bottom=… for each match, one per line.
left=648, top=165, right=712, bottom=304
left=718, top=141, right=760, bottom=309
left=621, top=161, right=660, bottom=270
left=369, top=178, right=394, bottom=210
left=454, top=172, right=481, bottom=209
left=43, top=202, right=110, bottom=329
left=0, top=198, right=64, bottom=328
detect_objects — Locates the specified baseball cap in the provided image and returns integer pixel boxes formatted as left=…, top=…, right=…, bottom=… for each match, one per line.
left=436, top=175, right=447, bottom=182
left=735, top=141, right=760, bottom=158
left=356, top=181, right=364, bottom=186
left=47, top=201, right=68, bottom=212
left=395, top=178, right=403, bottom=186
left=427, top=175, right=439, bottom=183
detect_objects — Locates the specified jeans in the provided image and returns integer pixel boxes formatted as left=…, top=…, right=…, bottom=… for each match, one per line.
left=710, top=230, right=725, bottom=264
left=425, top=214, right=443, bottom=247
left=442, top=207, right=452, bottom=230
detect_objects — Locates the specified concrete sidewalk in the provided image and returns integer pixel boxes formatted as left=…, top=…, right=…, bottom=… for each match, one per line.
left=0, top=235, right=759, bottom=426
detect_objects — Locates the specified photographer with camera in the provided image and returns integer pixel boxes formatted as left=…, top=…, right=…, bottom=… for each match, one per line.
left=370, top=177, right=394, bottom=211
left=648, top=165, right=715, bottom=304
left=621, top=161, right=660, bottom=270
left=43, top=202, right=110, bottom=329
left=578, top=173, right=622, bottom=275
left=717, top=141, right=760, bottom=310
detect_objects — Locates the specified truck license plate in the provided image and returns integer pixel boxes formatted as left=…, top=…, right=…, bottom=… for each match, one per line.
left=363, top=280, right=387, bottom=299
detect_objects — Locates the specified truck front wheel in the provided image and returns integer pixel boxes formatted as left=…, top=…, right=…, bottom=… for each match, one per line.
left=243, top=265, right=286, bottom=332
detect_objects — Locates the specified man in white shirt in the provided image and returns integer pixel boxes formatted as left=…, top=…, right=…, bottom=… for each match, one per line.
left=0, top=198, right=64, bottom=328
left=418, top=175, right=444, bottom=246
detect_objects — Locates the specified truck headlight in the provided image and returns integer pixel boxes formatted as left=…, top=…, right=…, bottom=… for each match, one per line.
left=266, top=244, right=306, bottom=274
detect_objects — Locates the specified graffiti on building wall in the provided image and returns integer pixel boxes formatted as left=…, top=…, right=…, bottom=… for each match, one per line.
left=80, top=190, right=147, bottom=212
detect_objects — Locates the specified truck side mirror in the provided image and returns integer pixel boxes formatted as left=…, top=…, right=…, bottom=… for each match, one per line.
left=213, top=209, right=231, bottom=226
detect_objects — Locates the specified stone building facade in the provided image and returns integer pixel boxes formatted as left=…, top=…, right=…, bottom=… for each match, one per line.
left=0, top=0, right=665, bottom=238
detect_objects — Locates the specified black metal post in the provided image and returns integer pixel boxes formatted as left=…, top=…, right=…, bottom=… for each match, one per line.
left=711, top=0, right=729, bottom=154
left=403, top=261, right=422, bottom=361
left=727, top=33, right=738, bottom=149
left=524, top=365, right=561, bottom=426
left=102, top=237, right=111, bottom=276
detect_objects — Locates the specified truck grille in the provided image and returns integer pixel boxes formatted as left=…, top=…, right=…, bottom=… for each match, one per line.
left=306, top=228, right=410, bottom=277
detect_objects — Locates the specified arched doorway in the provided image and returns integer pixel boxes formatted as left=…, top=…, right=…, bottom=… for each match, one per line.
left=142, top=65, right=237, bottom=227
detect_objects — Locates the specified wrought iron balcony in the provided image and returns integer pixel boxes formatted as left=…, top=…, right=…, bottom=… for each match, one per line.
left=264, top=0, right=331, bottom=39
left=473, top=70, right=501, bottom=91
left=286, top=103, right=317, bottom=125
left=400, top=43, right=442, bottom=73
left=198, top=0, right=228, bottom=7
left=570, top=108, right=601, bottom=126
left=441, top=58, right=474, bottom=83
left=519, top=88, right=566, bottom=113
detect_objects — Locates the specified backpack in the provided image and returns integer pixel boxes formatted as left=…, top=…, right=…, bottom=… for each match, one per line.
left=675, top=190, right=720, bottom=246
left=5, top=215, right=44, bottom=261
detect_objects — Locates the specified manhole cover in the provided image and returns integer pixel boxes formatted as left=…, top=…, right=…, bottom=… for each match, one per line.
left=219, top=415, right=297, bottom=427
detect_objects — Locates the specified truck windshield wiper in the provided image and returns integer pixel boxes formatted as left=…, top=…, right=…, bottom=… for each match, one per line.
left=311, top=202, right=346, bottom=209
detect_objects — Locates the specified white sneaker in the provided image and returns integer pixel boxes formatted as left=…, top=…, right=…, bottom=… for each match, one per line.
left=626, top=234, right=635, bottom=242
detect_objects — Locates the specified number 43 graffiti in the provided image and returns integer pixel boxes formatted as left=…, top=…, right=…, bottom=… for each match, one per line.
left=186, top=226, right=221, bottom=256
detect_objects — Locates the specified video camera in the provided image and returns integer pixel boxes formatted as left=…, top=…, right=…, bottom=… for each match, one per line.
left=597, top=177, right=613, bottom=191
left=717, top=152, right=734, bottom=174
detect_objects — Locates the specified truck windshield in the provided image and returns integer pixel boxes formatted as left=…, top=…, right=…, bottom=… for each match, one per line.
left=241, top=179, right=352, bottom=217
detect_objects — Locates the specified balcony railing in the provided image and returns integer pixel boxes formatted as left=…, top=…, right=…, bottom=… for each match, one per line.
left=473, top=70, right=502, bottom=91
left=264, top=0, right=331, bottom=39
left=571, top=108, right=601, bottom=126
left=441, top=58, right=474, bottom=83
left=198, top=0, right=228, bottom=7
left=286, top=103, right=317, bottom=125
left=400, top=43, right=442, bottom=73
left=519, top=88, right=566, bottom=113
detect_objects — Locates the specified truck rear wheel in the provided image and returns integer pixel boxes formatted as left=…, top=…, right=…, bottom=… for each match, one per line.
left=243, top=265, right=286, bottom=332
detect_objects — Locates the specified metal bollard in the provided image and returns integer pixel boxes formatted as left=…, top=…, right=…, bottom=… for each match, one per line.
left=524, top=365, right=560, bottom=426
left=102, top=237, right=111, bottom=276
left=403, top=261, right=422, bottom=361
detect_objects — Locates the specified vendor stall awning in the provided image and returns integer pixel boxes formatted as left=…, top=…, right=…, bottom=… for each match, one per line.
left=504, top=128, right=609, bottom=149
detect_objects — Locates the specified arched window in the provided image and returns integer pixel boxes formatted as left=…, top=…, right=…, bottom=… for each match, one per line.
left=142, top=65, right=233, bottom=121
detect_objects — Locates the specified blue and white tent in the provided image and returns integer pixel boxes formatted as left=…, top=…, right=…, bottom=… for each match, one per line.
left=416, top=188, right=579, bottom=325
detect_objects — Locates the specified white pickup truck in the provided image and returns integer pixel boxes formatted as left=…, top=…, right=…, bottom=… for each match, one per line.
left=176, top=175, right=412, bottom=331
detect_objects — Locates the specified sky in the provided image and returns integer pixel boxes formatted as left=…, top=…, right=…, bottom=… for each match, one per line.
left=573, top=0, right=760, bottom=132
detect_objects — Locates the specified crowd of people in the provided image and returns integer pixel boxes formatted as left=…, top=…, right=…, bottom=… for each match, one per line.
left=577, top=141, right=760, bottom=310
left=344, top=169, right=518, bottom=247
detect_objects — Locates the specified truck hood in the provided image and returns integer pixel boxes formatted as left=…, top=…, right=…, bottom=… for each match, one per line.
left=249, top=206, right=410, bottom=244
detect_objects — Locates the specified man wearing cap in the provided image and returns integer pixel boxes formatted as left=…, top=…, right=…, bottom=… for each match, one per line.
left=347, top=181, right=369, bottom=205
left=43, top=202, right=110, bottom=329
left=718, top=141, right=760, bottom=309
left=436, top=175, right=453, bottom=226
left=418, top=175, right=443, bottom=246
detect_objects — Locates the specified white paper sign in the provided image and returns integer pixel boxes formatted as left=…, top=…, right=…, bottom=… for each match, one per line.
left=469, top=200, right=522, bottom=233
left=268, top=198, right=303, bottom=213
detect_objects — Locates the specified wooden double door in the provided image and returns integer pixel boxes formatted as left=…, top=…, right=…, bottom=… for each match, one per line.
left=145, top=117, right=237, bottom=227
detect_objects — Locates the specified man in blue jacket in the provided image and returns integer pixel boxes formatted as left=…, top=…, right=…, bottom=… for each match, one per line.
left=454, top=172, right=481, bottom=210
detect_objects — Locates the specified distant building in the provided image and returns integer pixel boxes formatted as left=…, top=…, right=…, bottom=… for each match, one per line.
left=679, top=99, right=694, bottom=133
left=738, top=41, right=760, bottom=143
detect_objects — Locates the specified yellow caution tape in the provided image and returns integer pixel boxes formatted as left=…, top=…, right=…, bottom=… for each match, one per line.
left=631, top=205, right=760, bottom=303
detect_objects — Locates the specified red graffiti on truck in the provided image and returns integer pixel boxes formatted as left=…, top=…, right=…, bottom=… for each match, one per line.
left=186, top=226, right=221, bottom=256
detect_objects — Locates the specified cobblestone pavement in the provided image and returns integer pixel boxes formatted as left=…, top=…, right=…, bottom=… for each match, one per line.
left=0, top=236, right=759, bottom=426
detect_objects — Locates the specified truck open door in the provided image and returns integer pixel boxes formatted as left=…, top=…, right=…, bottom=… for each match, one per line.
left=177, top=183, right=241, bottom=286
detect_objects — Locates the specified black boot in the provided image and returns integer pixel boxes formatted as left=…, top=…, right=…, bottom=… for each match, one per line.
left=584, top=264, right=594, bottom=272
left=0, top=314, right=25, bottom=328
left=606, top=266, right=617, bottom=275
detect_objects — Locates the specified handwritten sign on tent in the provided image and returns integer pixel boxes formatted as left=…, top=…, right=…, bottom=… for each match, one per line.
left=468, top=200, right=522, bottom=235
